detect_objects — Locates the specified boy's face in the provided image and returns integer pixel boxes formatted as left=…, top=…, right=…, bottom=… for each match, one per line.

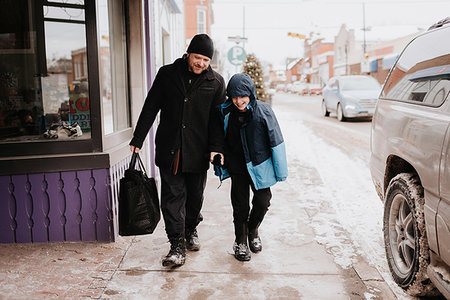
left=187, top=53, right=210, bottom=74
left=232, top=96, right=250, bottom=112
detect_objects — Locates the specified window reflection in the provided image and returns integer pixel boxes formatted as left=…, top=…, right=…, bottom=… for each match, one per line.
left=43, top=21, right=91, bottom=137
left=98, top=0, right=129, bottom=135
left=44, top=5, right=85, bottom=22
left=0, top=0, right=90, bottom=142
left=382, top=27, right=450, bottom=106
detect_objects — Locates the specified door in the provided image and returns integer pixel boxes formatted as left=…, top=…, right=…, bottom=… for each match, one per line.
left=325, top=78, right=339, bottom=112
left=437, top=123, right=450, bottom=265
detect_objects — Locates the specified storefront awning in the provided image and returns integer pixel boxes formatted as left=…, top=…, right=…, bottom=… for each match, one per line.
left=382, top=54, right=399, bottom=70
left=167, top=0, right=181, bottom=13
left=370, top=59, right=378, bottom=72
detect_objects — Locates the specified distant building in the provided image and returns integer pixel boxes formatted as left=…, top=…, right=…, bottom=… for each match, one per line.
left=365, top=31, right=424, bottom=83
left=302, top=37, right=334, bottom=86
left=184, top=0, right=223, bottom=72
left=286, top=58, right=303, bottom=83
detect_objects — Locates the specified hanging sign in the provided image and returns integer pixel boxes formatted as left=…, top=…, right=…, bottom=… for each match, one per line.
left=228, top=46, right=246, bottom=66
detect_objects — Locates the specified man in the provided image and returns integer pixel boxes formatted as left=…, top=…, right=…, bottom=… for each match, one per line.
left=129, top=34, right=226, bottom=267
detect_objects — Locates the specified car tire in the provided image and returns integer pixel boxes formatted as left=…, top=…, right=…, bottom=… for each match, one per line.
left=383, top=173, right=438, bottom=296
left=337, top=103, right=346, bottom=121
left=322, top=100, right=330, bottom=117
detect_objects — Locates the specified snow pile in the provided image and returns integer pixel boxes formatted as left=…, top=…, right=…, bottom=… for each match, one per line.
left=277, top=108, right=383, bottom=268
left=274, top=104, right=415, bottom=299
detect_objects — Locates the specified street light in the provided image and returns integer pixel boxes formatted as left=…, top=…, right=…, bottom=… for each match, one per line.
left=287, top=32, right=306, bottom=39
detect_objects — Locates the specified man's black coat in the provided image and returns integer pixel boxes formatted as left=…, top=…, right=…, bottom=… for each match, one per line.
left=130, top=55, right=226, bottom=173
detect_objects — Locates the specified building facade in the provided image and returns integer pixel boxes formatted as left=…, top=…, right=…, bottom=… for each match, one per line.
left=184, top=0, right=214, bottom=41
left=0, top=0, right=183, bottom=243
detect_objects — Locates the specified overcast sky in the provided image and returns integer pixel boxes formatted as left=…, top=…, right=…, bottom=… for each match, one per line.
left=211, top=0, right=450, bottom=68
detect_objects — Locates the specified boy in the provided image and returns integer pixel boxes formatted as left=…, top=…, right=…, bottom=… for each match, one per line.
left=215, top=73, right=288, bottom=261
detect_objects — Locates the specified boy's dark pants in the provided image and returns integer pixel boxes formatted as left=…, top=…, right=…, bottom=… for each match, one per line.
left=230, top=173, right=272, bottom=243
left=159, top=168, right=207, bottom=238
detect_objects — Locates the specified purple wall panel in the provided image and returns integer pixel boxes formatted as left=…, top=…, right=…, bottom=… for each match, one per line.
left=78, top=170, right=95, bottom=241
left=46, top=172, right=65, bottom=242
left=0, top=176, right=14, bottom=243
left=28, top=174, right=48, bottom=243
left=62, top=171, right=81, bottom=242
left=0, top=166, right=119, bottom=243
left=94, top=169, right=113, bottom=241
left=12, top=175, right=31, bottom=243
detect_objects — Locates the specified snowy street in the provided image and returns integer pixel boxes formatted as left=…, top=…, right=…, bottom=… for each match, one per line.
left=2, top=92, right=445, bottom=300
left=271, top=92, right=417, bottom=300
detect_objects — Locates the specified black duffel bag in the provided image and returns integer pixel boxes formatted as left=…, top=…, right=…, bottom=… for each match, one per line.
left=119, top=152, right=160, bottom=236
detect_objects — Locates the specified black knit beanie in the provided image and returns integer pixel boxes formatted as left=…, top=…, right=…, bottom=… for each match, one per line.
left=187, top=34, right=214, bottom=59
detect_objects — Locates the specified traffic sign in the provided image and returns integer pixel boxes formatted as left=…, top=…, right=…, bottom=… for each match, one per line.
left=227, top=46, right=246, bottom=66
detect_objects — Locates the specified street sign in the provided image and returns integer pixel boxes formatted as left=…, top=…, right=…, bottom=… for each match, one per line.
left=227, top=46, right=246, bottom=66
left=227, top=35, right=248, bottom=44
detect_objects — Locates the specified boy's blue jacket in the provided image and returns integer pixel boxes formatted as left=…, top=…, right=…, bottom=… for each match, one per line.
left=215, top=73, right=288, bottom=190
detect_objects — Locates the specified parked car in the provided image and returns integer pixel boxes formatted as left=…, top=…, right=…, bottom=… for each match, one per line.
left=369, top=17, right=450, bottom=298
left=308, top=84, right=323, bottom=95
left=321, top=75, right=381, bottom=121
left=289, top=81, right=304, bottom=94
left=275, top=83, right=285, bottom=92
left=285, top=83, right=293, bottom=93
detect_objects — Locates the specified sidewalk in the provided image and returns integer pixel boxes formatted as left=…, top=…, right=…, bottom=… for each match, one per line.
left=0, top=170, right=396, bottom=299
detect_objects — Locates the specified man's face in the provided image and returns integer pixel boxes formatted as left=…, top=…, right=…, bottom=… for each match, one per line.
left=232, top=96, right=250, bottom=112
left=187, top=53, right=211, bottom=74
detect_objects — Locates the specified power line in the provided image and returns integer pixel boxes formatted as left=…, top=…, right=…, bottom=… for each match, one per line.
left=210, top=23, right=433, bottom=30
left=212, top=0, right=449, bottom=4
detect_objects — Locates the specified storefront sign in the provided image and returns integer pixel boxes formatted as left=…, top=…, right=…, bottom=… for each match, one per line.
left=69, top=96, right=91, bottom=131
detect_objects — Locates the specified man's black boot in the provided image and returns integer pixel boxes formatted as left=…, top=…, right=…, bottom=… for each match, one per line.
left=162, top=235, right=186, bottom=267
left=233, top=223, right=251, bottom=261
left=185, top=228, right=200, bottom=251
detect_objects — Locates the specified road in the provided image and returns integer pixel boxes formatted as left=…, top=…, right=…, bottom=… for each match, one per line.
left=275, top=92, right=372, bottom=161
left=271, top=92, right=414, bottom=300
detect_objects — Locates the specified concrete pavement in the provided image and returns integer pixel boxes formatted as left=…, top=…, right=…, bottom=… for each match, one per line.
left=0, top=170, right=397, bottom=299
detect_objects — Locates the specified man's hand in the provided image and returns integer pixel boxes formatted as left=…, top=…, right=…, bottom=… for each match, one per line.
left=210, top=152, right=224, bottom=166
left=130, top=145, right=140, bottom=153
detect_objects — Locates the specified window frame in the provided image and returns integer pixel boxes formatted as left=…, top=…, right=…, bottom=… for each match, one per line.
left=0, top=0, right=133, bottom=175
left=380, top=26, right=450, bottom=108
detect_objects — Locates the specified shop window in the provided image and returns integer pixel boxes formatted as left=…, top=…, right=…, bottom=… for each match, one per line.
left=98, top=0, right=130, bottom=135
left=0, top=0, right=91, bottom=142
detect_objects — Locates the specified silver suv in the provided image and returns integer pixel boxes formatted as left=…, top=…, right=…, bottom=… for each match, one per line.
left=370, top=18, right=450, bottom=298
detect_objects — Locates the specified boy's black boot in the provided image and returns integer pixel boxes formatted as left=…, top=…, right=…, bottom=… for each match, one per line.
left=162, top=235, right=186, bottom=267
left=249, top=212, right=264, bottom=253
left=233, top=223, right=251, bottom=261
left=185, top=228, right=200, bottom=251
left=248, top=226, right=262, bottom=253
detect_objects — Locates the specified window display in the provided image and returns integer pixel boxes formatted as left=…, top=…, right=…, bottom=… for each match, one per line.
left=0, top=0, right=90, bottom=142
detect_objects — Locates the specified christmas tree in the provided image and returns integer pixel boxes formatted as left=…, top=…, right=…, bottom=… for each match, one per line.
left=242, top=53, right=269, bottom=103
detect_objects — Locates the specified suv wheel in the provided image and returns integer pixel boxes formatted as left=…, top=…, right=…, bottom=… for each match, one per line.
left=383, top=173, right=437, bottom=296
left=337, top=103, right=346, bottom=121
left=322, top=100, right=330, bottom=117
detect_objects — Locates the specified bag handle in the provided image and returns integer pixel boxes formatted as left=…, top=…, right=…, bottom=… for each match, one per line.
left=129, top=151, right=138, bottom=170
left=128, top=152, right=149, bottom=176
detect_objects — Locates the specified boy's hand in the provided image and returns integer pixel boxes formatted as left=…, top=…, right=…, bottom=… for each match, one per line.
left=210, top=152, right=224, bottom=166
